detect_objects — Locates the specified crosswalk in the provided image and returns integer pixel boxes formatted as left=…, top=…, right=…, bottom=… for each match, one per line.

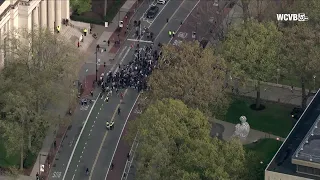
left=80, top=105, right=89, bottom=111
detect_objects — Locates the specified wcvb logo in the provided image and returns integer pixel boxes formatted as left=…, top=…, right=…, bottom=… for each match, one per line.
left=276, top=13, right=308, bottom=21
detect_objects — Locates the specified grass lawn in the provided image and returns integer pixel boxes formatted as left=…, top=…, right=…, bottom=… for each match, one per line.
left=218, top=97, right=294, bottom=137
left=244, top=138, right=282, bottom=179
left=245, top=138, right=282, bottom=162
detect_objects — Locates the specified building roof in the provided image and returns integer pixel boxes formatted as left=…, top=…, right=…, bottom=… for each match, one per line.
left=293, top=115, right=320, bottom=163
left=266, top=89, right=320, bottom=179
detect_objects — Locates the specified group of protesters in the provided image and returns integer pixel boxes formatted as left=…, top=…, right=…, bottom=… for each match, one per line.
left=99, top=42, right=160, bottom=99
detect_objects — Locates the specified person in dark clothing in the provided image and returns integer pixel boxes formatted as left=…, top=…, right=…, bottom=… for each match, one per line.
left=118, top=107, right=121, bottom=115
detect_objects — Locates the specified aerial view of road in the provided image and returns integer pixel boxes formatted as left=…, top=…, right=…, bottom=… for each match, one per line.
left=48, top=1, right=200, bottom=180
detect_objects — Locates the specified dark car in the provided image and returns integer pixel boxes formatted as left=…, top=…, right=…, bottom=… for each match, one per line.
left=146, top=6, right=159, bottom=19
left=291, top=107, right=303, bottom=120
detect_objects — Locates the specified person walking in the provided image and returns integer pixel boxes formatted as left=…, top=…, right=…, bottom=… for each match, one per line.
left=168, top=30, right=172, bottom=37
left=172, top=31, right=175, bottom=37
left=111, top=163, right=114, bottom=170
left=83, top=28, right=87, bottom=36
left=118, top=107, right=121, bottom=115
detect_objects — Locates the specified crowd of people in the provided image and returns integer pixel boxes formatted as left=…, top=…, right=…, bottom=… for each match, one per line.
left=99, top=42, right=160, bottom=98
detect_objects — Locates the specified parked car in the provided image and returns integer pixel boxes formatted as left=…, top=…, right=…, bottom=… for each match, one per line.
left=157, top=0, right=166, bottom=4
left=146, top=6, right=159, bottom=19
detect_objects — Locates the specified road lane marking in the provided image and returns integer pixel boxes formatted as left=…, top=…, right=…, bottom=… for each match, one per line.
left=127, top=39, right=153, bottom=43
left=147, top=0, right=171, bottom=28
left=88, top=105, right=118, bottom=180
left=89, top=89, right=128, bottom=179
left=169, top=0, right=200, bottom=44
left=115, top=48, right=131, bottom=72
left=118, top=46, right=128, bottom=58
left=71, top=174, right=75, bottom=180
left=154, top=0, right=186, bottom=41
left=62, top=92, right=101, bottom=180
left=104, top=93, right=141, bottom=179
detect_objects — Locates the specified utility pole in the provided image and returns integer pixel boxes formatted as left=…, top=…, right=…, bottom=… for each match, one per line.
left=96, top=44, right=100, bottom=82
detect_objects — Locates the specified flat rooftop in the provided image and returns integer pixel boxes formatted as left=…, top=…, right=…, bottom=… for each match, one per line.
left=266, top=89, right=320, bottom=179
left=293, top=115, right=320, bottom=163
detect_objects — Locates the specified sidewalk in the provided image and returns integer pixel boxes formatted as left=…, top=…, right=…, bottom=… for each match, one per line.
left=28, top=0, right=142, bottom=179
left=229, top=79, right=314, bottom=106
left=210, top=118, right=285, bottom=145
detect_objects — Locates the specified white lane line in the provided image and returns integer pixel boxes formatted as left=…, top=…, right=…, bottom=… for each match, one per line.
left=127, top=39, right=153, bottom=43
left=94, top=121, right=96, bottom=123
left=62, top=92, right=101, bottom=180
left=154, top=0, right=186, bottom=41
left=118, top=46, right=127, bottom=59
left=72, top=174, right=75, bottom=180
left=101, top=95, right=104, bottom=99
left=147, top=0, right=171, bottom=28
left=104, top=93, right=141, bottom=179
left=82, top=151, right=84, bottom=154
left=80, top=155, right=82, bottom=158
left=114, top=47, right=131, bottom=72
left=98, top=112, right=99, bottom=115
left=169, top=0, right=200, bottom=44
left=96, top=117, right=98, bottom=119
left=100, top=107, right=101, bottom=110
left=92, top=125, right=94, bottom=127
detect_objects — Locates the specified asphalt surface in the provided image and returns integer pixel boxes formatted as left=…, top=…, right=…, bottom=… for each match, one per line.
left=48, top=1, right=199, bottom=180
left=105, top=1, right=201, bottom=180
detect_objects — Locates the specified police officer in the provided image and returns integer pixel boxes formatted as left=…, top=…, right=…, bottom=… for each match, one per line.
left=106, top=121, right=110, bottom=129
left=56, top=26, right=60, bottom=33
left=110, top=121, right=114, bottom=130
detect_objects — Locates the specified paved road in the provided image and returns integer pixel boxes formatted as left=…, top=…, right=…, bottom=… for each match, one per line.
left=103, top=1, right=202, bottom=180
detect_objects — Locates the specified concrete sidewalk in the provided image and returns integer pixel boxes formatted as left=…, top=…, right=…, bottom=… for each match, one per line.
left=228, top=79, right=314, bottom=106
left=210, top=118, right=285, bottom=145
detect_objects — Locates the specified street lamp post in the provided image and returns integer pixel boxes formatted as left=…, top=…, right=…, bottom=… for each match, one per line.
left=313, top=75, right=316, bottom=91
left=95, top=44, right=100, bottom=82
left=276, top=68, right=280, bottom=84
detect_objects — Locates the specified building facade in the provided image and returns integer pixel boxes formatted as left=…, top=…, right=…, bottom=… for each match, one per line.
left=0, top=0, right=70, bottom=68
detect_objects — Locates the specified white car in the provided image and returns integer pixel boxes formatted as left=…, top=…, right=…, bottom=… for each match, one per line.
left=157, top=0, right=166, bottom=4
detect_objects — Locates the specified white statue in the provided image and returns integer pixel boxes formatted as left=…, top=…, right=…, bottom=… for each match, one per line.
left=234, top=116, right=250, bottom=139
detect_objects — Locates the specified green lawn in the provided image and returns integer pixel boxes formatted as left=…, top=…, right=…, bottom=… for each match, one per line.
left=218, top=97, right=294, bottom=137
left=244, top=139, right=282, bottom=179
left=245, top=138, right=282, bottom=162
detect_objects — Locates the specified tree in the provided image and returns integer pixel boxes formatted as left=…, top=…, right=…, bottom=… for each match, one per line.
left=221, top=20, right=282, bottom=109
left=147, top=42, right=229, bottom=116
left=0, top=28, right=78, bottom=169
left=133, top=99, right=247, bottom=180
left=280, top=23, right=320, bottom=108
left=71, top=0, right=91, bottom=14
left=281, top=0, right=320, bottom=26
